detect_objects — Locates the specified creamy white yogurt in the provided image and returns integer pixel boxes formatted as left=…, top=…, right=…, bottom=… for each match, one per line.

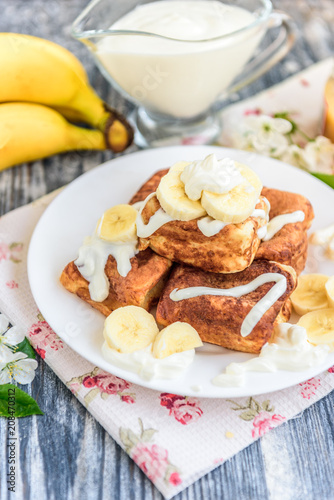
left=96, top=1, right=264, bottom=118
left=170, top=273, right=287, bottom=337
left=262, top=210, right=305, bottom=241
left=212, top=323, right=330, bottom=387
left=75, top=235, right=138, bottom=302
left=180, top=154, right=243, bottom=201
left=102, top=342, right=195, bottom=380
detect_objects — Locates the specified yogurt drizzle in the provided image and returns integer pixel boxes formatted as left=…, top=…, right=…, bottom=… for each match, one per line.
left=170, top=273, right=287, bottom=337
left=212, top=323, right=330, bottom=387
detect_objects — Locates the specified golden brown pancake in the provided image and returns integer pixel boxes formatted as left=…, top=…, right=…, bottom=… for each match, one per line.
left=255, top=187, right=314, bottom=274
left=129, top=169, right=169, bottom=205
left=138, top=194, right=268, bottom=274
left=156, top=261, right=297, bottom=354
left=60, top=248, right=172, bottom=316
left=129, top=169, right=313, bottom=275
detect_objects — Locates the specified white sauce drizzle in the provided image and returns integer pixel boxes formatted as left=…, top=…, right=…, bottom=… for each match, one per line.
left=101, top=342, right=195, bottom=381
left=136, top=193, right=270, bottom=239
left=212, top=323, right=330, bottom=387
left=170, top=272, right=287, bottom=337
left=75, top=235, right=138, bottom=302
left=261, top=210, right=305, bottom=241
left=197, top=216, right=227, bottom=237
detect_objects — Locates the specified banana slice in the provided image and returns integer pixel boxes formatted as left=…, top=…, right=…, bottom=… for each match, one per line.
left=201, top=162, right=262, bottom=223
left=103, top=305, right=159, bottom=353
left=153, top=321, right=203, bottom=359
left=309, top=223, right=334, bottom=245
left=96, top=204, right=137, bottom=242
left=156, top=162, right=207, bottom=221
left=325, top=276, right=334, bottom=308
left=297, top=308, right=334, bottom=351
left=291, top=274, right=329, bottom=316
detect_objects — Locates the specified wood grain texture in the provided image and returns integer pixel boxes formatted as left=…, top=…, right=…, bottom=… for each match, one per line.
left=1, top=0, right=334, bottom=499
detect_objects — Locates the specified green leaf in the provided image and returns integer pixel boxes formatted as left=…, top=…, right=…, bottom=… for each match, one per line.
left=311, top=173, right=334, bottom=190
left=128, top=429, right=139, bottom=446
left=120, top=428, right=133, bottom=449
left=261, top=400, right=273, bottom=412
left=141, top=429, right=157, bottom=442
left=0, top=384, right=43, bottom=417
left=239, top=409, right=257, bottom=421
left=16, top=338, right=36, bottom=359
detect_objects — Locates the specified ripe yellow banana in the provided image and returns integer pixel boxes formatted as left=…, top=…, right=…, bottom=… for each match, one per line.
left=0, top=102, right=109, bottom=171
left=153, top=322, right=203, bottom=359
left=103, top=306, right=159, bottom=353
left=297, top=308, right=334, bottom=351
left=156, top=161, right=207, bottom=221
left=0, top=33, right=133, bottom=152
left=96, top=204, right=138, bottom=242
left=290, top=273, right=329, bottom=316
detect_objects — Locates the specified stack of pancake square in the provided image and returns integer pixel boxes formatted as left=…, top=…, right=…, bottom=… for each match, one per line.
left=61, top=167, right=314, bottom=354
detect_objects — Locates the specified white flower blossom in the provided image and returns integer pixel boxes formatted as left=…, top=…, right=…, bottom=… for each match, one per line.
left=0, top=313, right=25, bottom=359
left=233, top=115, right=292, bottom=158
left=280, top=144, right=309, bottom=170
left=303, top=136, right=334, bottom=174
left=0, top=351, right=38, bottom=384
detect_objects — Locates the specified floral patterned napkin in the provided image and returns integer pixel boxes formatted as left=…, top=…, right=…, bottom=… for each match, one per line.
left=1, top=59, right=334, bottom=499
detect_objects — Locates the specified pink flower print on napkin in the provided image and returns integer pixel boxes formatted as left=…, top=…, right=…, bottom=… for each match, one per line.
left=169, top=471, right=182, bottom=486
left=5, top=280, right=18, bottom=289
left=28, top=320, right=63, bottom=352
left=132, top=443, right=169, bottom=482
left=94, top=374, right=130, bottom=395
left=251, top=411, right=286, bottom=439
left=299, top=377, right=321, bottom=399
left=68, top=368, right=136, bottom=405
left=0, top=242, right=10, bottom=262
left=120, top=418, right=182, bottom=486
left=159, top=393, right=203, bottom=425
left=0, top=241, right=23, bottom=263
left=328, top=365, right=334, bottom=373
left=228, top=396, right=285, bottom=438
left=35, top=347, right=46, bottom=359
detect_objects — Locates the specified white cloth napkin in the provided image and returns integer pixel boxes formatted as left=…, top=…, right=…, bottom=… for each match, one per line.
left=0, top=59, right=334, bottom=499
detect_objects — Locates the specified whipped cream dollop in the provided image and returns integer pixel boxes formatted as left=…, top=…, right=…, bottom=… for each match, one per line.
left=180, top=154, right=244, bottom=201
left=75, top=235, right=138, bottom=302
left=212, top=323, right=330, bottom=387
left=102, top=342, right=195, bottom=380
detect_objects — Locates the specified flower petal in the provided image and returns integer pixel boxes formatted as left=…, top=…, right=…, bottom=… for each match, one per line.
left=0, top=369, right=11, bottom=384
left=0, top=343, right=14, bottom=362
left=4, top=325, right=25, bottom=346
left=0, top=313, right=10, bottom=335
left=12, top=358, right=38, bottom=384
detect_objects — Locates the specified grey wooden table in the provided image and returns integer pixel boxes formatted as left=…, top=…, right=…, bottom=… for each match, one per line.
left=1, top=1, right=334, bottom=499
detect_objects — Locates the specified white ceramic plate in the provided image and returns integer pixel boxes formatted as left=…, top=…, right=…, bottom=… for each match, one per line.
left=28, top=145, right=334, bottom=398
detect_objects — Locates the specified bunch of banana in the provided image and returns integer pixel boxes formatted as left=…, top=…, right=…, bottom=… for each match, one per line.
left=156, top=161, right=262, bottom=223
left=0, top=33, right=133, bottom=171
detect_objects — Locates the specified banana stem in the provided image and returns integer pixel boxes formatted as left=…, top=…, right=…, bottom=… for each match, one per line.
left=66, top=124, right=107, bottom=151
left=68, top=87, right=134, bottom=152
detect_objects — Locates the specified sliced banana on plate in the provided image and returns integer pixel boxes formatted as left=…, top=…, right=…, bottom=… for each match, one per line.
left=156, top=161, right=207, bottom=221
left=291, top=274, right=329, bottom=316
left=201, top=162, right=262, bottom=223
left=153, top=321, right=203, bottom=359
left=96, top=204, right=137, bottom=242
left=103, top=305, right=159, bottom=353
left=297, top=308, right=334, bottom=351
left=325, top=276, right=334, bottom=308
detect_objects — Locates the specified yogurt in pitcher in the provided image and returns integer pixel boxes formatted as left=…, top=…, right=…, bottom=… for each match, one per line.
left=95, top=1, right=266, bottom=118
